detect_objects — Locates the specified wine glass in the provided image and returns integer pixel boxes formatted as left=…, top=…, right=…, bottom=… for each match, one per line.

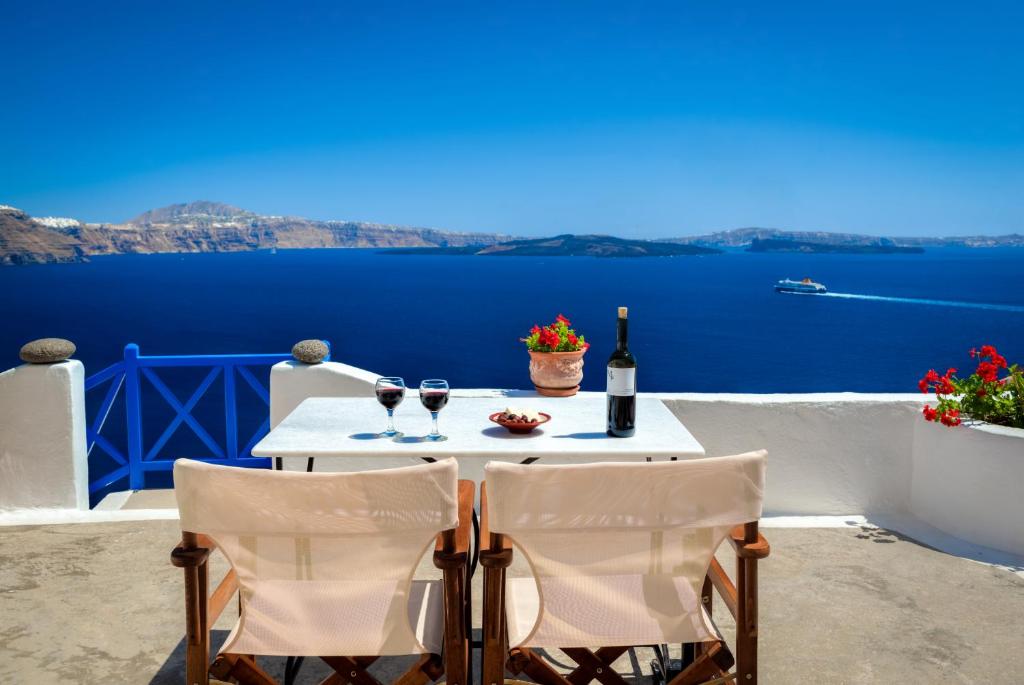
left=375, top=377, right=406, bottom=437
left=419, top=379, right=450, bottom=442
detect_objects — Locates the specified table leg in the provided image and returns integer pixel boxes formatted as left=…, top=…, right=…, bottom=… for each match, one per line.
left=470, top=508, right=480, bottom=578
left=284, top=655, right=304, bottom=684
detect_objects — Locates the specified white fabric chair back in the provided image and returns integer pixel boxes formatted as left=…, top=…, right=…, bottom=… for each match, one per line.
left=174, top=457, right=459, bottom=657
left=485, top=450, right=766, bottom=648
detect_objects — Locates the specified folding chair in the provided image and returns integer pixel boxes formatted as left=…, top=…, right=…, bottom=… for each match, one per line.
left=170, top=457, right=472, bottom=685
left=480, top=450, right=768, bottom=685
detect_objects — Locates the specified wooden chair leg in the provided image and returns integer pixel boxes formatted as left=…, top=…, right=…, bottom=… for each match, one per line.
left=510, top=647, right=572, bottom=685
left=564, top=647, right=629, bottom=685
left=393, top=653, right=443, bottom=685
left=561, top=648, right=630, bottom=685
left=172, top=533, right=211, bottom=685
left=434, top=480, right=473, bottom=685
left=210, top=654, right=276, bottom=685
left=321, top=656, right=383, bottom=685
left=441, top=561, right=470, bottom=685
left=481, top=560, right=508, bottom=685
left=734, top=522, right=762, bottom=685
left=665, top=642, right=731, bottom=685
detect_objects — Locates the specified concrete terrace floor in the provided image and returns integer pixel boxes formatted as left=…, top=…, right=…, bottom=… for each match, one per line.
left=1, top=520, right=1023, bottom=684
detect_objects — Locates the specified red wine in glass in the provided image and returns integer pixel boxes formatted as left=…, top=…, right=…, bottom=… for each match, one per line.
left=419, top=379, right=450, bottom=441
left=419, top=391, right=449, bottom=412
left=377, top=387, right=405, bottom=409
left=375, top=377, right=405, bottom=437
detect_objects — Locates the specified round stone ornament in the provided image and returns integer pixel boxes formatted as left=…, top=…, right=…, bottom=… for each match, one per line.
left=292, top=339, right=329, bottom=364
left=19, top=338, right=76, bottom=364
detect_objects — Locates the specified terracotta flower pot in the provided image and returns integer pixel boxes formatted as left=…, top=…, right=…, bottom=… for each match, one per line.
left=528, top=348, right=587, bottom=397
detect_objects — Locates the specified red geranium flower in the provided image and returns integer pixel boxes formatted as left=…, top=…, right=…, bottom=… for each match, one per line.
left=976, top=361, right=998, bottom=383
left=538, top=328, right=560, bottom=348
left=523, top=313, right=588, bottom=353
left=918, top=343, right=1020, bottom=429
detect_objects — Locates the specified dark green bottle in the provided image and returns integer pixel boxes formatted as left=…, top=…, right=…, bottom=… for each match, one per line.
left=606, top=306, right=636, bottom=437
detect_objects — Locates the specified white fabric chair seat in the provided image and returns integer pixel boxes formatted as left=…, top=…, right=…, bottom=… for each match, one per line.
left=486, top=452, right=766, bottom=651
left=505, top=576, right=723, bottom=649
left=175, top=458, right=460, bottom=659
left=222, top=578, right=444, bottom=657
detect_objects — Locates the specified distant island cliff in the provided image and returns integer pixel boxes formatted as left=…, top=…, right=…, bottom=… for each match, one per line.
left=664, top=226, right=1024, bottom=250
left=1, top=201, right=1021, bottom=265
left=0, top=202, right=511, bottom=266
left=384, top=234, right=720, bottom=258
left=746, top=238, right=924, bottom=254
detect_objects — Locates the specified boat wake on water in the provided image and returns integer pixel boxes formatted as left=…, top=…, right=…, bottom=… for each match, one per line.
left=814, top=291, right=1024, bottom=313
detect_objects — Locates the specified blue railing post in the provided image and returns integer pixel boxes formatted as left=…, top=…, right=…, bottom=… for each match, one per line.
left=123, top=343, right=145, bottom=490
left=224, top=364, right=238, bottom=462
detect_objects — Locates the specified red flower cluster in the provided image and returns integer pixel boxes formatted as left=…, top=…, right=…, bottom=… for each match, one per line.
left=918, top=343, right=1022, bottom=429
left=918, top=368, right=955, bottom=395
left=537, top=327, right=561, bottom=348
left=923, top=403, right=960, bottom=426
left=523, top=314, right=589, bottom=353
left=972, top=345, right=1007, bottom=383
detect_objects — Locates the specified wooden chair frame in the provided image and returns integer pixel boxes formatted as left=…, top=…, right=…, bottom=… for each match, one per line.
left=478, top=482, right=770, bottom=685
left=170, top=479, right=475, bottom=685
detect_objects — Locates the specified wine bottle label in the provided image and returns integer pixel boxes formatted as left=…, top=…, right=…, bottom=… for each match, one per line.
left=607, top=367, right=636, bottom=396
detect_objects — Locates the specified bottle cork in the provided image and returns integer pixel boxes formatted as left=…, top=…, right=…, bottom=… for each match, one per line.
left=618, top=306, right=628, bottom=318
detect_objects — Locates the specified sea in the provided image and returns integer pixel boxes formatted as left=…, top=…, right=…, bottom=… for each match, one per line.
left=2, top=247, right=1022, bottom=393
left=4, top=247, right=1021, bottom=499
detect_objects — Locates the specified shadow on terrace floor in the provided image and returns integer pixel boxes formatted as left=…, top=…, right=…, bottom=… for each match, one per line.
left=1, top=520, right=1023, bottom=684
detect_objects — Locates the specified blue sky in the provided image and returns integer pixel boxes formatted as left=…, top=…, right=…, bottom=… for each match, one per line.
left=1, top=1, right=1021, bottom=237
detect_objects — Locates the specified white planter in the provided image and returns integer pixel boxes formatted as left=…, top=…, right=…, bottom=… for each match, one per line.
left=910, top=419, right=1024, bottom=555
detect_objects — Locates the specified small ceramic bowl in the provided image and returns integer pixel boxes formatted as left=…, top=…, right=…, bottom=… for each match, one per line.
left=489, top=412, right=551, bottom=434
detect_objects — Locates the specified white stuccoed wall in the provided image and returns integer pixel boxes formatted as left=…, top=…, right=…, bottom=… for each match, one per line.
left=3, top=354, right=1018, bottom=559
left=911, top=420, right=1024, bottom=555
left=0, top=361, right=88, bottom=510
left=659, top=393, right=922, bottom=516
left=269, top=360, right=379, bottom=426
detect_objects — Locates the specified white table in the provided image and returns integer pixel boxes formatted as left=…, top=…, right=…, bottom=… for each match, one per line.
left=251, top=396, right=706, bottom=463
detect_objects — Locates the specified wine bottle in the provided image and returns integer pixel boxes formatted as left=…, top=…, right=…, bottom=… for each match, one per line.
left=607, top=306, right=636, bottom=437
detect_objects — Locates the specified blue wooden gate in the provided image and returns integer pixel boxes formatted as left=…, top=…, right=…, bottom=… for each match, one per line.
left=84, top=343, right=328, bottom=495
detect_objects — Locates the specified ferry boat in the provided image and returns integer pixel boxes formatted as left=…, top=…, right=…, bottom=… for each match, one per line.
left=775, top=277, right=827, bottom=294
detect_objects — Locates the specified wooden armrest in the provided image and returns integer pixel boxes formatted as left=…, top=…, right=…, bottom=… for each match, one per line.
left=434, top=480, right=474, bottom=566
left=172, top=531, right=238, bottom=625
left=171, top=532, right=212, bottom=567
left=728, top=524, right=770, bottom=559
left=479, top=482, right=513, bottom=569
